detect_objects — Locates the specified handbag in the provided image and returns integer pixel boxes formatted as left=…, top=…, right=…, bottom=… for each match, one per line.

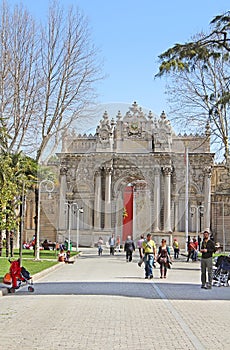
left=159, top=257, right=167, bottom=264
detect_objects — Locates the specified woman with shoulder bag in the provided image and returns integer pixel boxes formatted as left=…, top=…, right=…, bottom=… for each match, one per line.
left=157, top=239, right=171, bottom=279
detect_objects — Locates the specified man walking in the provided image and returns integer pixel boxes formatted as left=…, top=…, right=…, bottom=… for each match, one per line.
left=108, top=234, right=115, bottom=255
left=200, top=230, right=216, bottom=289
left=142, top=233, right=156, bottom=279
left=124, top=235, right=135, bottom=262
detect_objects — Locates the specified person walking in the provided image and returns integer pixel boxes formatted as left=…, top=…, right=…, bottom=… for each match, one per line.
left=142, top=233, right=156, bottom=279
left=115, top=235, right=121, bottom=252
left=192, top=237, right=198, bottom=261
left=137, top=234, right=145, bottom=259
left=97, top=237, right=103, bottom=256
left=124, top=235, right=135, bottom=262
left=157, top=239, right=171, bottom=279
left=187, top=239, right=196, bottom=262
left=172, top=237, right=179, bottom=259
left=108, top=234, right=115, bottom=255
left=200, top=230, right=216, bottom=289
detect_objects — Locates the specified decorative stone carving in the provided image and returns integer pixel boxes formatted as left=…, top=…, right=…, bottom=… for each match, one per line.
left=55, top=101, right=214, bottom=247
left=204, top=166, right=212, bottom=178
left=162, top=166, right=173, bottom=176
left=60, top=166, right=68, bottom=176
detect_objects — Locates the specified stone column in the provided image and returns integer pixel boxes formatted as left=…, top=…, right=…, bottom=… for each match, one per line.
left=94, top=170, right=101, bottom=229
left=204, top=166, right=212, bottom=230
left=59, top=166, right=67, bottom=230
left=104, top=167, right=112, bottom=229
left=163, top=166, right=172, bottom=232
left=153, top=167, right=161, bottom=231
left=115, top=191, right=123, bottom=240
left=133, top=188, right=137, bottom=239
left=174, top=196, right=179, bottom=232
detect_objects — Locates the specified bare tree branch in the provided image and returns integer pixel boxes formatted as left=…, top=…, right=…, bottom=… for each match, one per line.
left=0, top=0, right=103, bottom=162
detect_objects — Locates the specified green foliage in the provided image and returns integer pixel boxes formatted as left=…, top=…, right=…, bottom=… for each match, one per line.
left=0, top=152, right=39, bottom=232
left=156, top=11, right=230, bottom=78
left=156, top=11, right=230, bottom=161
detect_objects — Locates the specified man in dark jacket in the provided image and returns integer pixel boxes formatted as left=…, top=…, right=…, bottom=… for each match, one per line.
left=200, top=230, right=216, bottom=289
left=124, top=236, right=135, bottom=262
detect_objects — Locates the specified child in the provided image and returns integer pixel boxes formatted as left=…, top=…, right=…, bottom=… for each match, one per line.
left=58, top=249, right=66, bottom=262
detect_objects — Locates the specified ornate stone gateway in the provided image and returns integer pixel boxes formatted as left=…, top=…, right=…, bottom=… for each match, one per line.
left=57, top=102, right=214, bottom=247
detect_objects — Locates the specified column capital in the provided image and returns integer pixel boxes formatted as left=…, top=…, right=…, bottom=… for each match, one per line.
left=203, top=166, right=212, bottom=178
left=60, top=166, right=68, bottom=176
left=105, top=167, right=113, bottom=175
left=95, top=169, right=101, bottom=177
left=162, top=165, right=173, bottom=176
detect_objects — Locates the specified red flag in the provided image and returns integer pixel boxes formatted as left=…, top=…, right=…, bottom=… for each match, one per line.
left=122, top=186, right=133, bottom=241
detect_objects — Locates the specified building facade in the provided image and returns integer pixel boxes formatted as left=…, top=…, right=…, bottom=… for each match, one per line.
left=54, top=102, right=216, bottom=247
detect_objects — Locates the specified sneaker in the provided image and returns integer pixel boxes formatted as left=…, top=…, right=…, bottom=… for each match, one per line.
left=201, top=285, right=207, bottom=289
left=145, top=276, right=148, bottom=279
left=150, top=275, right=153, bottom=279
left=206, top=285, right=212, bottom=289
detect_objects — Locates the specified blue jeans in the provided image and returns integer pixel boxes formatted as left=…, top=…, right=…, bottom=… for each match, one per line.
left=144, top=254, right=154, bottom=277
left=192, top=250, right=198, bottom=261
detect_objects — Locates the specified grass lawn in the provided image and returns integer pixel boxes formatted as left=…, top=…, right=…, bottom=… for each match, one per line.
left=0, top=248, right=77, bottom=282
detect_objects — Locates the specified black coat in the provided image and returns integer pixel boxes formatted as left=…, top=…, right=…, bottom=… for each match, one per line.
left=124, top=239, right=135, bottom=252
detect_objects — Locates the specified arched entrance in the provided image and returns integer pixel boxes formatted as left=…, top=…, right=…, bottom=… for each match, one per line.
left=115, top=178, right=152, bottom=243
left=56, top=102, right=213, bottom=247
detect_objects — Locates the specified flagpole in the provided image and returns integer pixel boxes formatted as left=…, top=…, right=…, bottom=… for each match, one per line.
left=185, top=145, right=189, bottom=253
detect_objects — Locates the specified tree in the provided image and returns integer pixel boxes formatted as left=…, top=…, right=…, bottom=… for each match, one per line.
left=0, top=0, right=103, bottom=162
left=0, top=0, right=103, bottom=254
left=36, top=0, right=103, bottom=162
left=156, top=12, right=230, bottom=163
left=0, top=1, right=40, bottom=155
left=156, top=12, right=230, bottom=76
left=0, top=0, right=103, bottom=255
left=0, top=151, right=38, bottom=256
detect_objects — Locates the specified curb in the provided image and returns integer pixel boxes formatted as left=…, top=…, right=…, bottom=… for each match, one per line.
left=0, top=286, right=8, bottom=296
left=0, top=255, right=79, bottom=297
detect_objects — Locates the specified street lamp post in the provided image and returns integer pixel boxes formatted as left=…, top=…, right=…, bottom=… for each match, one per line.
left=36, top=179, right=55, bottom=260
left=77, top=207, right=84, bottom=252
left=190, top=204, right=204, bottom=236
left=65, top=202, right=83, bottom=252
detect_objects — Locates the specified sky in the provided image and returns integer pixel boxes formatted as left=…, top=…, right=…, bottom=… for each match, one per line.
left=9, top=0, right=230, bottom=123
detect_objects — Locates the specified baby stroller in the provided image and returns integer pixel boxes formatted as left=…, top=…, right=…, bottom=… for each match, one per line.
left=213, top=255, right=230, bottom=287
left=3, top=258, right=34, bottom=293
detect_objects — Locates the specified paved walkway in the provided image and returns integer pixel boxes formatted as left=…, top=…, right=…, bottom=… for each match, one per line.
left=0, top=248, right=230, bottom=350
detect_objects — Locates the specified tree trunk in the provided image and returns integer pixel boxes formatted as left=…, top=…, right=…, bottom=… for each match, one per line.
left=0, top=230, right=2, bottom=257
left=34, top=187, right=39, bottom=257
left=5, top=228, right=9, bottom=258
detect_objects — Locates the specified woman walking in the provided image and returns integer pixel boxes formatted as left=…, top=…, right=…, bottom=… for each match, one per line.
left=157, top=239, right=171, bottom=278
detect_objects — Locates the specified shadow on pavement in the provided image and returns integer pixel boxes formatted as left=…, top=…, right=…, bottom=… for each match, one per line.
left=12, top=281, right=230, bottom=301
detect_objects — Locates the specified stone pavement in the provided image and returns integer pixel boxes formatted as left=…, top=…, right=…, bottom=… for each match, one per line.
left=0, top=248, right=230, bottom=350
